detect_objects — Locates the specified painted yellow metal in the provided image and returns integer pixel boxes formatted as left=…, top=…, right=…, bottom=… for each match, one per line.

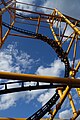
left=54, top=9, right=80, bottom=35
left=75, top=61, right=80, bottom=71
left=0, top=0, right=16, bottom=48
left=57, top=87, right=63, bottom=98
left=68, top=93, right=77, bottom=114
left=49, top=75, right=75, bottom=120
left=66, top=33, right=76, bottom=54
left=75, top=62, right=80, bottom=97
left=62, top=32, right=74, bottom=45
left=0, top=71, right=80, bottom=87
left=1, top=21, right=15, bottom=47
left=50, top=25, right=61, bottom=46
left=49, top=86, right=71, bottom=120
left=72, top=35, right=78, bottom=68
left=0, top=0, right=16, bottom=15
left=70, top=110, right=80, bottom=120
left=76, top=88, right=80, bottom=97
left=60, top=23, right=67, bottom=42
left=0, top=1, right=80, bottom=119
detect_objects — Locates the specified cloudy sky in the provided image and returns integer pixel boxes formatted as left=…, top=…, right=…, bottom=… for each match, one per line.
left=0, top=0, right=80, bottom=119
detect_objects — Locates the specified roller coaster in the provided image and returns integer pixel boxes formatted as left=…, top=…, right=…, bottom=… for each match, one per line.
left=0, top=0, right=80, bottom=120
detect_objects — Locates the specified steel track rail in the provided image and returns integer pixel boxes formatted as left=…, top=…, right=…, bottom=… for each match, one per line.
left=1, top=1, right=70, bottom=119
left=2, top=21, right=70, bottom=120
left=0, top=84, right=63, bottom=95
left=27, top=91, right=59, bottom=120
left=2, top=21, right=70, bottom=78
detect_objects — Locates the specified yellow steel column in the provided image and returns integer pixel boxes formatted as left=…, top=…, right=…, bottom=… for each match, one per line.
left=0, top=72, right=80, bottom=86
left=0, top=0, right=15, bottom=15
left=1, top=21, right=15, bottom=48
left=54, top=9, right=80, bottom=35
left=0, top=0, right=16, bottom=48
left=68, top=93, right=80, bottom=120
left=66, top=33, right=76, bottom=54
left=50, top=24, right=61, bottom=46
left=49, top=86, right=71, bottom=120
left=57, top=87, right=63, bottom=98
left=75, top=61, right=80, bottom=72
left=70, top=110, right=80, bottom=120
left=68, top=93, right=77, bottom=114
left=72, top=35, right=78, bottom=68
left=75, top=62, right=80, bottom=97
left=49, top=10, right=61, bottom=46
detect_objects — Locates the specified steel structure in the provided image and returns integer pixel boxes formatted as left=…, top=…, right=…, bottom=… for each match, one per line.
left=0, top=0, right=80, bottom=120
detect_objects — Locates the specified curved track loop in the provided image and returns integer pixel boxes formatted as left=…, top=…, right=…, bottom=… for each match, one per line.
left=2, top=21, right=70, bottom=120
left=2, top=22, right=70, bottom=78
left=1, top=1, right=71, bottom=119
left=27, top=91, right=59, bottom=120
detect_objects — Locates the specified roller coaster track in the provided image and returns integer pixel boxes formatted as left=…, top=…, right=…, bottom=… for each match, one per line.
left=2, top=21, right=70, bottom=120
left=1, top=1, right=80, bottom=120
left=27, top=91, right=59, bottom=120
left=0, top=80, right=67, bottom=95
left=2, top=21, right=70, bottom=78
left=1, top=1, right=69, bottom=119
left=1, top=2, right=70, bottom=118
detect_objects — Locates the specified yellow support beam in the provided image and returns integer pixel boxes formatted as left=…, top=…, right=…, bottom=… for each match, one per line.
left=54, top=9, right=80, bottom=35
left=68, top=93, right=77, bottom=114
left=0, top=0, right=16, bottom=15
left=70, top=110, right=80, bottom=120
left=49, top=86, right=71, bottom=120
left=0, top=71, right=80, bottom=87
left=1, top=21, right=15, bottom=47
left=50, top=25, right=61, bottom=46
left=75, top=61, right=80, bottom=71
left=75, top=62, right=80, bottom=97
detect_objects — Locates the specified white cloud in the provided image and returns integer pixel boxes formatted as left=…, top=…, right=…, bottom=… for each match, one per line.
left=59, top=109, right=80, bottom=120
left=0, top=43, right=33, bottom=73
left=42, top=0, right=80, bottom=38
left=0, top=89, right=46, bottom=110
left=36, top=59, right=64, bottom=76
left=16, top=0, right=35, bottom=14
left=0, top=41, right=66, bottom=111
left=0, top=93, right=19, bottom=110
left=36, top=59, right=64, bottom=113
left=25, top=89, right=47, bottom=103
left=59, top=109, right=73, bottom=119
left=37, top=89, right=56, bottom=106
left=0, top=43, right=42, bottom=110
left=2, top=58, right=64, bottom=115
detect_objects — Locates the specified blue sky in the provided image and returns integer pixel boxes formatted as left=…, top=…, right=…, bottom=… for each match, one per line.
left=0, top=0, right=80, bottom=119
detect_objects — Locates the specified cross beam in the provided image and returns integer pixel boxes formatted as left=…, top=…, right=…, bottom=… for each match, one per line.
left=0, top=71, right=80, bottom=87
